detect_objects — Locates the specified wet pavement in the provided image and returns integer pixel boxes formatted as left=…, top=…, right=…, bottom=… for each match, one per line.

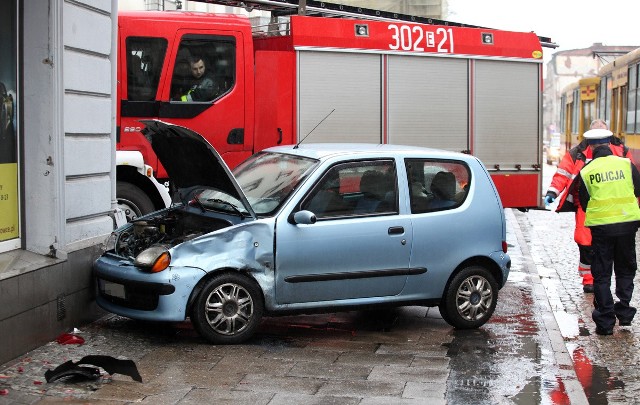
left=1, top=165, right=640, bottom=404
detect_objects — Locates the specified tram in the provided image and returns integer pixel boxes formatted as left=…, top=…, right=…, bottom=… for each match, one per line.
left=558, top=47, right=640, bottom=163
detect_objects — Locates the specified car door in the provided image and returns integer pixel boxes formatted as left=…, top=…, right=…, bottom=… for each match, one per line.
left=274, top=159, right=414, bottom=304
left=405, top=158, right=475, bottom=297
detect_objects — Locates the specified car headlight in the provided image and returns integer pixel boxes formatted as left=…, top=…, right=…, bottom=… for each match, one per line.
left=102, top=232, right=118, bottom=253
left=134, top=246, right=171, bottom=273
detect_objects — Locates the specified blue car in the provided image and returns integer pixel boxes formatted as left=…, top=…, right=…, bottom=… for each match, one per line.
left=94, top=120, right=511, bottom=344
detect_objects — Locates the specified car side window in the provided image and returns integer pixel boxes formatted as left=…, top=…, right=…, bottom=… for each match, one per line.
left=170, top=35, right=236, bottom=102
left=302, top=160, right=398, bottom=219
left=405, top=159, right=470, bottom=214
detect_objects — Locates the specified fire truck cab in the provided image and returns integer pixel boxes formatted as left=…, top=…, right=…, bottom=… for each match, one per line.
left=116, top=1, right=550, bottom=221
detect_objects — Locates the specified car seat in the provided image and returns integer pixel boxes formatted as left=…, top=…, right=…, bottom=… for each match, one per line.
left=355, top=170, right=388, bottom=214
left=429, top=171, right=457, bottom=209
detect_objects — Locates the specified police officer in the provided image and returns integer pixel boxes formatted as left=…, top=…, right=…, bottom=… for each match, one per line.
left=545, top=119, right=633, bottom=294
left=577, top=128, right=640, bottom=335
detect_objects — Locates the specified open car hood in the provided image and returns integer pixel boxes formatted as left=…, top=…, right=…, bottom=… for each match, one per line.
left=141, top=120, right=256, bottom=219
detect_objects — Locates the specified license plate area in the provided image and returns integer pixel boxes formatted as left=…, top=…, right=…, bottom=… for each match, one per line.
left=100, top=280, right=126, bottom=299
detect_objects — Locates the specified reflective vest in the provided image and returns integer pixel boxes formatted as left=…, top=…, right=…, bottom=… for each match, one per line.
left=580, top=156, right=640, bottom=226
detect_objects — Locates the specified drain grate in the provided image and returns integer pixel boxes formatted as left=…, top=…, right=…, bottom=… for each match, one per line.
left=56, top=294, right=66, bottom=320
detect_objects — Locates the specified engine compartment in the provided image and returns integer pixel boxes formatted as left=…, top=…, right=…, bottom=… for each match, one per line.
left=115, top=209, right=233, bottom=258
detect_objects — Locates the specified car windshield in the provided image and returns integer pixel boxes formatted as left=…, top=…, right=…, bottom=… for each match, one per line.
left=233, top=151, right=318, bottom=215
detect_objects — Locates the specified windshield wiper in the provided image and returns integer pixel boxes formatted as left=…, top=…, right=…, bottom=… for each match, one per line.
left=207, top=198, right=245, bottom=219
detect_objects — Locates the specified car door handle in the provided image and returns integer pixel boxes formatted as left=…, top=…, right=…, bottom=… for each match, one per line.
left=388, top=226, right=404, bottom=235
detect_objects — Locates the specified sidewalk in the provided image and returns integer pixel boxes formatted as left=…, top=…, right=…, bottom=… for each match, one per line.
left=513, top=207, right=640, bottom=404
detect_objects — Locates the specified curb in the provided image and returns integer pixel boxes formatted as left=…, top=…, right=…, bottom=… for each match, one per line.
left=506, top=208, right=588, bottom=404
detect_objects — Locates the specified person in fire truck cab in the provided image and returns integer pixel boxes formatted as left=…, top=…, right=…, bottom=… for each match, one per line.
left=180, top=55, right=220, bottom=102
left=544, top=119, right=633, bottom=294
left=576, top=128, right=640, bottom=335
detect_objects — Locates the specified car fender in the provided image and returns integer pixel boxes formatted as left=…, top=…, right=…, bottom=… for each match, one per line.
left=169, top=220, right=277, bottom=307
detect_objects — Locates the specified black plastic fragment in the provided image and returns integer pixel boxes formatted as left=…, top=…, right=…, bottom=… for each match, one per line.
left=45, top=355, right=142, bottom=383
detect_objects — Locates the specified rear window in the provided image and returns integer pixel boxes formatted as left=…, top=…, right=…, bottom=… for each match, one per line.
left=405, top=159, right=471, bottom=213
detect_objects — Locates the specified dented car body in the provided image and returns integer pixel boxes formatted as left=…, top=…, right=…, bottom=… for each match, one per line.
left=94, top=120, right=511, bottom=344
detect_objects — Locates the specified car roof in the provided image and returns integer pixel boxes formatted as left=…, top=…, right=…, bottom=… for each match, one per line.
left=263, top=143, right=474, bottom=162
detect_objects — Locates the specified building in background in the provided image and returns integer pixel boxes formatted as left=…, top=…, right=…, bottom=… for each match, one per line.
left=543, top=43, right=637, bottom=139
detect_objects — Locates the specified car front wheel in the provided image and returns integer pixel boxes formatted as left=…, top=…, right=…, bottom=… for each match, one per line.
left=191, top=273, right=263, bottom=344
left=439, top=266, right=498, bottom=329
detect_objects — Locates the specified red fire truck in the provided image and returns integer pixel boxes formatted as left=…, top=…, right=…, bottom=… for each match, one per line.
left=116, top=0, right=552, bottom=220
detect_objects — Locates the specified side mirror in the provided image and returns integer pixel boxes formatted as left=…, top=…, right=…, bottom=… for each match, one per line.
left=292, top=210, right=317, bottom=225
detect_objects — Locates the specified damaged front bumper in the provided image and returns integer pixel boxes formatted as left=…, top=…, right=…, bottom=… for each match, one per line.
left=94, top=253, right=206, bottom=322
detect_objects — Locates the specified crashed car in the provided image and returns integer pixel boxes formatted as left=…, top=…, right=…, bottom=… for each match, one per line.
left=94, top=120, right=511, bottom=344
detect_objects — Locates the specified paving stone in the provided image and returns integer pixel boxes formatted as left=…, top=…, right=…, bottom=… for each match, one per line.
left=236, top=374, right=324, bottom=395
left=178, top=387, right=273, bottom=405
left=286, top=362, right=371, bottom=380
left=267, top=393, right=360, bottom=405
left=359, top=396, right=431, bottom=405
left=402, top=381, right=447, bottom=400
left=316, top=379, right=404, bottom=397
left=368, top=365, right=449, bottom=384
left=334, top=351, right=413, bottom=367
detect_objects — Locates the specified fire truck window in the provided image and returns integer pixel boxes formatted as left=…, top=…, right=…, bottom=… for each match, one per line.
left=171, top=36, right=236, bottom=102
left=126, top=37, right=167, bottom=101
left=405, top=159, right=470, bottom=214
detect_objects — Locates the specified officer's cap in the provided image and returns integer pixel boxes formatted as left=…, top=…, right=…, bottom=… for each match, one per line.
left=583, top=128, right=613, bottom=139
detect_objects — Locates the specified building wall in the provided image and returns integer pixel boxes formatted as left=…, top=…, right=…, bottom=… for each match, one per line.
left=0, top=0, right=116, bottom=365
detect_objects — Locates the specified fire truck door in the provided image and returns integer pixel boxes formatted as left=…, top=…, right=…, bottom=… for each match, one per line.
left=158, top=31, right=248, bottom=169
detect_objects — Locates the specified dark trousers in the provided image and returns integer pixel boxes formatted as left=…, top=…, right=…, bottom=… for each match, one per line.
left=590, top=230, right=637, bottom=330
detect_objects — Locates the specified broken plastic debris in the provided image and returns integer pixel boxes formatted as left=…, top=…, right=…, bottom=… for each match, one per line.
left=45, top=355, right=142, bottom=383
left=0, top=389, right=8, bottom=395
left=56, top=333, right=85, bottom=345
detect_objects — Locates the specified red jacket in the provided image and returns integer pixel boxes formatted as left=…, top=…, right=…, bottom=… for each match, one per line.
left=546, top=139, right=631, bottom=245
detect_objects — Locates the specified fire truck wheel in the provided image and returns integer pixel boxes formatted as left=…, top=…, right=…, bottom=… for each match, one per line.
left=439, top=266, right=498, bottom=329
left=117, top=181, right=155, bottom=222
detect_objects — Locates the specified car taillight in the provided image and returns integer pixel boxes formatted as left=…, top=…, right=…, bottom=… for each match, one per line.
left=502, top=241, right=508, bottom=253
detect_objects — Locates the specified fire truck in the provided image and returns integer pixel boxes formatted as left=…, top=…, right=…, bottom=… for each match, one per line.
left=116, top=0, right=553, bottom=221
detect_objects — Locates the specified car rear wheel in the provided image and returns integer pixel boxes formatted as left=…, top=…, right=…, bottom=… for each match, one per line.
left=191, top=273, right=263, bottom=344
left=440, top=266, right=498, bottom=329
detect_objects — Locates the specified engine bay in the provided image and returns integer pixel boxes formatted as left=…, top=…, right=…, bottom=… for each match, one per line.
left=115, top=209, right=232, bottom=259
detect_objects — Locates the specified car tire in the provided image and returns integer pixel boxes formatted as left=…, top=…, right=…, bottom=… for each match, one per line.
left=440, top=266, right=498, bottom=329
left=191, top=273, right=264, bottom=344
left=117, top=181, right=155, bottom=222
